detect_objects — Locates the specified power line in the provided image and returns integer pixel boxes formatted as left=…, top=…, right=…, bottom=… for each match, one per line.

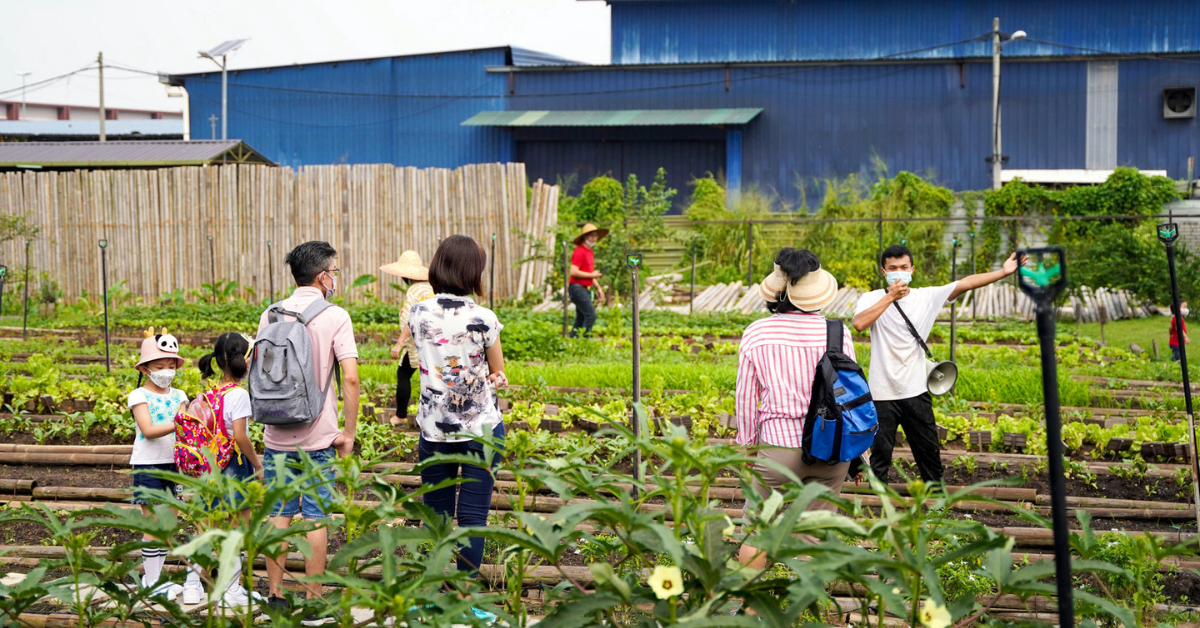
left=0, top=63, right=97, bottom=99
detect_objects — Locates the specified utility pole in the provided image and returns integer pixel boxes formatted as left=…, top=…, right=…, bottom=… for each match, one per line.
left=15, top=72, right=31, bottom=118
left=97, top=52, right=106, bottom=142
left=209, top=115, right=218, bottom=140
left=991, top=17, right=1002, bottom=190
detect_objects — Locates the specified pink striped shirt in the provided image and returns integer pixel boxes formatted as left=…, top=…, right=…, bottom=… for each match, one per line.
left=735, top=312, right=857, bottom=448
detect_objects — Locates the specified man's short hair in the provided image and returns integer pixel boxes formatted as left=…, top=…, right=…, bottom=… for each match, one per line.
left=880, top=244, right=913, bottom=268
left=285, top=241, right=338, bottom=286
left=428, top=235, right=486, bottom=296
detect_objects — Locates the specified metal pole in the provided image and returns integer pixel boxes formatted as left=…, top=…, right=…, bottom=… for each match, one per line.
left=16, top=72, right=31, bottom=118
left=746, top=222, right=754, bottom=286
left=1159, top=224, right=1200, bottom=528
left=21, top=239, right=31, bottom=340
left=950, top=238, right=959, bottom=364
left=0, top=265, right=7, bottom=325
left=970, top=231, right=977, bottom=320
left=629, top=253, right=643, bottom=500
left=1018, top=247, right=1073, bottom=628
left=267, top=240, right=274, bottom=301
left=490, top=234, right=496, bottom=308
left=221, top=55, right=228, bottom=140
left=877, top=212, right=884, bottom=290
left=562, top=242, right=570, bottom=337
left=98, top=52, right=106, bottom=143
left=992, top=17, right=1002, bottom=190
left=100, top=240, right=110, bottom=373
left=208, top=235, right=217, bottom=303
left=689, top=235, right=697, bottom=316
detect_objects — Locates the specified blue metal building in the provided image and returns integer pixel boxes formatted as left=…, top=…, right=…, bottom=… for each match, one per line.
left=174, top=1, right=1200, bottom=207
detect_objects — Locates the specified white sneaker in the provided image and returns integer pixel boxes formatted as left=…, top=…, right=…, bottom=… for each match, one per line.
left=140, top=575, right=183, bottom=601
left=219, top=584, right=253, bottom=609
left=182, top=582, right=204, bottom=606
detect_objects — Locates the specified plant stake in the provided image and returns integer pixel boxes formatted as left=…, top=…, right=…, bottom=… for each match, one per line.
left=21, top=239, right=31, bottom=340
left=1157, top=223, right=1200, bottom=526
left=267, top=240, right=274, bottom=301
left=689, top=235, right=697, bottom=316
left=490, top=234, right=496, bottom=308
left=99, top=240, right=110, bottom=373
left=207, top=235, right=217, bottom=303
left=628, top=252, right=644, bottom=499
left=561, top=242, right=570, bottom=337
left=1016, top=247, right=1073, bottom=628
left=0, top=264, right=6, bottom=325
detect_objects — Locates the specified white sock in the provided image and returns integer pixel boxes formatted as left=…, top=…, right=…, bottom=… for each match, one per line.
left=142, top=548, right=166, bottom=585
left=225, top=554, right=244, bottom=592
left=185, top=562, right=203, bottom=588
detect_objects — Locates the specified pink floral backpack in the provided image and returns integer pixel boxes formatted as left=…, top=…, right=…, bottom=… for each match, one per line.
left=174, top=383, right=238, bottom=477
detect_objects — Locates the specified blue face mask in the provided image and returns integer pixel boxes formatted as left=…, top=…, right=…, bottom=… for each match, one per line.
left=885, top=271, right=912, bottom=286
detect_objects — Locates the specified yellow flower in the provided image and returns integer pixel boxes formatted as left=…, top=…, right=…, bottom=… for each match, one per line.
left=647, top=565, right=684, bottom=600
left=919, top=599, right=952, bottom=628
left=722, top=516, right=736, bottom=537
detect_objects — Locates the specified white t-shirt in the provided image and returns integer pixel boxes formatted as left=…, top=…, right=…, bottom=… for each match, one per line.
left=221, top=387, right=252, bottom=437
left=854, top=282, right=958, bottom=401
left=127, top=387, right=189, bottom=465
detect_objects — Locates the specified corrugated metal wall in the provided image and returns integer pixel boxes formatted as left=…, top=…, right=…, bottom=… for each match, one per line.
left=181, top=49, right=511, bottom=168
left=611, top=0, right=1200, bottom=64
left=1117, top=59, right=1200, bottom=175
left=509, top=59, right=1092, bottom=201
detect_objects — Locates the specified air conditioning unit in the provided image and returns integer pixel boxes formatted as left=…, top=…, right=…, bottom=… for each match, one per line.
left=1163, top=87, right=1197, bottom=119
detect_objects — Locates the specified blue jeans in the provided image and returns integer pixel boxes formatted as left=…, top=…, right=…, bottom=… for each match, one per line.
left=263, top=446, right=337, bottom=520
left=568, top=284, right=597, bottom=338
left=418, top=422, right=505, bottom=573
left=1172, top=346, right=1182, bottom=362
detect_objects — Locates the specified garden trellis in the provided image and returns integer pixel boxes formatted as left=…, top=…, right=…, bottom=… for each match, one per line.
left=0, top=163, right=559, bottom=303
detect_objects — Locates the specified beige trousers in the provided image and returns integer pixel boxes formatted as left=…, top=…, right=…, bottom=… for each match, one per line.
left=743, top=447, right=850, bottom=519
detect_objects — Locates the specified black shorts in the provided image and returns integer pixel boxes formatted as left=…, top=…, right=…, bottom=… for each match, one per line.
left=131, top=463, right=185, bottom=505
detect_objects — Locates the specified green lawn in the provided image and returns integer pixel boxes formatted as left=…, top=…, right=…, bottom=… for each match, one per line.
left=1074, top=316, right=1198, bottom=364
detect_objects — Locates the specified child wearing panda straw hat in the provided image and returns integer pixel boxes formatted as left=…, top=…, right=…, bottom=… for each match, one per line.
left=127, top=327, right=204, bottom=603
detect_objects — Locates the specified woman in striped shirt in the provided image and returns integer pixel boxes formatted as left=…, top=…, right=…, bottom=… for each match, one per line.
left=735, top=248, right=857, bottom=571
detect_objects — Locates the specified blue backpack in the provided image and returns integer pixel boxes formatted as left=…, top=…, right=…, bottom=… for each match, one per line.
left=802, top=320, right=878, bottom=465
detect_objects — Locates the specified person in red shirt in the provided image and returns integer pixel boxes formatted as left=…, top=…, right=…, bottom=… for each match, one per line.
left=568, top=223, right=608, bottom=338
left=1170, top=301, right=1190, bottom=361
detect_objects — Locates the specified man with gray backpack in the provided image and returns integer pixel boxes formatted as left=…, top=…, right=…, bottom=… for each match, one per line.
left=250, top=240, right=360, bottom=621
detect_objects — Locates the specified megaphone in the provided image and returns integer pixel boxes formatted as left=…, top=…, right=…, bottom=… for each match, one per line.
left=925, top=360, right=958, bottom=396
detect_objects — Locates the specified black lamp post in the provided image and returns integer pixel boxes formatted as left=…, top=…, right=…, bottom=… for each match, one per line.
left=1157, top=223, right=1200, bottom=526
left=0, top=264, right=7, bottom=324
left=628, top=252, right=644, bottom=500
left=1016, top=247, right=1073, bottom=628
left=21, top=239, right=31, bottom=340
left=99, top=239, right=110, bottom=373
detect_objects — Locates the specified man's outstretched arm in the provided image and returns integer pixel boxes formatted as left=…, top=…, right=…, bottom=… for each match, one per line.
left=949, top=253, right=1023, bottom=302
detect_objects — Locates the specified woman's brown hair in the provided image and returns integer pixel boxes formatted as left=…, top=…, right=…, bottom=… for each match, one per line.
left=428, top=235, right=486, bottom=296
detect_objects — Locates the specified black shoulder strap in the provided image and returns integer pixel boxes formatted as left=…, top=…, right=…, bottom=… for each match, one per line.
left=825, top=319, right=843, bottom=355
left=891, top=301, right=934, bottom=359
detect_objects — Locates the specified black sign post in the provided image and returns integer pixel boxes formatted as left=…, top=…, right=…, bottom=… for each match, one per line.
left=99, top=240, right=111, bottom=373
left=1157, top=223, right=1200, bottom=526
left=1016, top=247, right=1073, bottom=628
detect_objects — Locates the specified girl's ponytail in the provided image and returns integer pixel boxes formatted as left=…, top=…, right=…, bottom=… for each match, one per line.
left=198, top=353, right=218, bottom=379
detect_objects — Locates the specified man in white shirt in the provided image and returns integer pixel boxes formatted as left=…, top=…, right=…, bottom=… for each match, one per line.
left=853, top=244, right=1021, bottom=483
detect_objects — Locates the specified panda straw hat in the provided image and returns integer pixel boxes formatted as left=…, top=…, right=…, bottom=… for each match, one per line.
left=137, top=327, right=186, bottom=368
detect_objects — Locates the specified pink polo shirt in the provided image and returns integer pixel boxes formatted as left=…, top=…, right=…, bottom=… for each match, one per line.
left=256, top=286, right=358, bottom=451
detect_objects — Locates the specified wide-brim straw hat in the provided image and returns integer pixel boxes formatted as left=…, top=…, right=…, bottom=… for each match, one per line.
left=574, top=223, right=610, bottom=246
left=758, top=264, right=839, bottom=312
left=380, top=250, right=429, bottom=281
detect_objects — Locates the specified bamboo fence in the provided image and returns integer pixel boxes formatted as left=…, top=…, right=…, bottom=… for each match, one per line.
left=0, top=163, right=559, bottom=303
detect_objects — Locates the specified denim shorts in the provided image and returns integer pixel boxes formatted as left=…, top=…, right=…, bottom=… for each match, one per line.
left=208, top=453, right=258, bottom=511
left=131, top=463, right=185, bottom=505
left=262, top=446, right=337, bottom=520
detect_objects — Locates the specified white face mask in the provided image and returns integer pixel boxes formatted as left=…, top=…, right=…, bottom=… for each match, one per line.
left=885, top=271, right=912, bottom=286
left=320, top=271, right=337, bottom=299
left=148, top=369, right=176, bottom=389
left=584, top=240, right=596, bottom=249
left=1183, top=308, right=1191, bottom=317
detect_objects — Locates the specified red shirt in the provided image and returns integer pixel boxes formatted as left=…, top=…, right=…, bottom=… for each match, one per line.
left=1170, top=316, right=1188, bottom=348
left=735, top=312, right=857, bottom=448
left=569, top=245, right=594, bottom=287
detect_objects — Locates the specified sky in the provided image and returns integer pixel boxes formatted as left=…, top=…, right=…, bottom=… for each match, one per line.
left=0, top=0, right=611, bottom=113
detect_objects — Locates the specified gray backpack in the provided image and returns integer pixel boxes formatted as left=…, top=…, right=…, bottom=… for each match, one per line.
left=248, top=299, right=339, bottom=426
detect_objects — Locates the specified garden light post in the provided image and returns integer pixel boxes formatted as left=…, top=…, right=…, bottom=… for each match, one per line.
left=21, top=239, right=31, bottom=340
left=562, top=242, right=570, bottom=337
left=207, top=235, right=217, bottom=303
left=689, top=235, right=697, bottom=316
left=490, top=234, right=496, bottom=308
left=198, top=39, right=248, bottom=140
left=99, top=240, right=110, bottom=373
left=1016, top=247, right=1073, bottom=628
left=969, top=231, right=977, bottom=320
left=0, top=264, right=6, bottom=324
left=628, top=253, right=644, bottom=499
left=991, top=19, right=1027, bottom=190
left=950, top=237, right=959, bottom=364
left=1157, top=223, right=1200, bottom=524
left=267, top=240, right=274, bottom=301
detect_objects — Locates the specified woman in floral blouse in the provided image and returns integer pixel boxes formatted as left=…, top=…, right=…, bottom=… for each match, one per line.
left=399, top=234, right=506, bottom=574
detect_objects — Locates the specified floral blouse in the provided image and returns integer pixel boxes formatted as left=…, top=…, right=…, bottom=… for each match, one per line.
left=397, top=281, right=434, bottom=364
left=406, top=294, right=503, bottom=442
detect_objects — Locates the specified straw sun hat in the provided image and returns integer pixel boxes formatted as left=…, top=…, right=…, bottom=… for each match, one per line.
left=574, top=223, right=610, bottom=246
left=379, top=250, right=429, bottom=281
left=758, top=263, right=839, bottom=312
